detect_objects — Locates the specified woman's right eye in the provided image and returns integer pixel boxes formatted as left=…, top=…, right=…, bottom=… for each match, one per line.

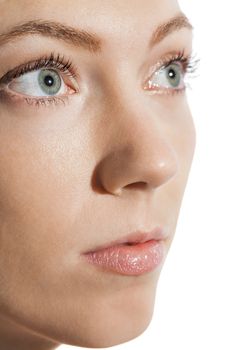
left=7, top=68, right=76, bottom=98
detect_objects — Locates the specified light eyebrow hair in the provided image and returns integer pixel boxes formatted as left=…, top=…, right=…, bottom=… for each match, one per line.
left=0, top=13, right=193, bottom=53
left=149, top=13, right=193, bottom=47
left=0, top=20, right=102, bottom=53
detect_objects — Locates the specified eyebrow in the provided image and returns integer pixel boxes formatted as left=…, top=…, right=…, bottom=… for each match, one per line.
left=0, top=13, right=193, bottom=53
left=149, top=13, right=193, bottom=47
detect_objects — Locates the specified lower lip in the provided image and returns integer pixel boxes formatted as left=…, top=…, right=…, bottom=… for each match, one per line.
left=82, top=239, right=165, bottom=276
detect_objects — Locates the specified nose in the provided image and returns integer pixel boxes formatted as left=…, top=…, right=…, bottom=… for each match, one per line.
left=94, top=105, right=179, bottom=196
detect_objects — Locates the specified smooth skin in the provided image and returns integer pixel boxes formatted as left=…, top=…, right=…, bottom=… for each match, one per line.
left=0, top=0, right=196, bottom=349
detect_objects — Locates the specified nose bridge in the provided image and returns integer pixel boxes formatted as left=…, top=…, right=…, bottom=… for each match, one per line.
left=121, top=107, right=178, bottom=179
left=105, top=81, right=175, bottom=159
left=96, top=92, right=179, bottom=195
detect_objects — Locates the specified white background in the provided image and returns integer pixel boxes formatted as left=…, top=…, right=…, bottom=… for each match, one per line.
left=62, top=1, right=233, bottom=349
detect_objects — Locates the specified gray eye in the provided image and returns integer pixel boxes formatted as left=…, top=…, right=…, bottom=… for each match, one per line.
left=146, top=62, right=184, bottom=91
left=38, top=69, right=62, bottom=95
left=7, top=68, right=67, bottom=97
left=165, top=63, right=181, bottom=88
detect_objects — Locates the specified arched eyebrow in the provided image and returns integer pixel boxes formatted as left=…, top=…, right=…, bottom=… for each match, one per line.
left=0, top=13, right=193, bottom=53
left=149, top=13, right=193, bottom=47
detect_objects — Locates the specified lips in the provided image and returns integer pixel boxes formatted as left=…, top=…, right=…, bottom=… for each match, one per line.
left=83, top=226, right=168, bottom=253
left=81, top=226, right=168, bottom=276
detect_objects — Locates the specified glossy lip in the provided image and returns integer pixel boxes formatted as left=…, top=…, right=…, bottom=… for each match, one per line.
left=83, top=239, right=165, bottom=276
left=82, top=225, right=168, bottom=254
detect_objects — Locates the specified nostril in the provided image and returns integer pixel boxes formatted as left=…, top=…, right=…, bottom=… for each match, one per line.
left=124, top=182, right=148, bottom=190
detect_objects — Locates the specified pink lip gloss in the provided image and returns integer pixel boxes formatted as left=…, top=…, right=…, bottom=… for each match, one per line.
left=82, top=239, right=165, bottom=276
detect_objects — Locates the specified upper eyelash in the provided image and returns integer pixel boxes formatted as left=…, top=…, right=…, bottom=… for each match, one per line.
left=144, top=49, right=200, bottom=95
left=0, top=52, right=78, bottom=108
left=0, top=49, right=199, bottom=88
left=159, top=49, right=199, bottom=75
left=0, top=52, right=77, bottom=86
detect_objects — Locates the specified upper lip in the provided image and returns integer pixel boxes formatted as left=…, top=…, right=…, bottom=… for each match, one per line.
left=83, top=225, right=169, bottom=254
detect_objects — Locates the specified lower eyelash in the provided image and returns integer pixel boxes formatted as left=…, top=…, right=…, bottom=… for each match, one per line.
left=23, top=95, right=69, bottom=108
left=146, top=85, right=186, bottom=97
left=0, top=52, right=77, bottom=108
left=2, top=89, right=69, bottom=108
left=151, top=50, right=199, bottom=96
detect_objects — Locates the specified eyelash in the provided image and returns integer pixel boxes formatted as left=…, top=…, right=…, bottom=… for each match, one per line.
left=144, top=49, right=199, bottom=96
left=0, top=52, right=78, bottom=108
left=0, top=50, right=199, bottom=108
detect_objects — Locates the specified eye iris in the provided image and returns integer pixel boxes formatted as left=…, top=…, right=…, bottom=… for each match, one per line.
left=38, top=69, right=61, bottom=95
left=166, top=64, right=181, bottom=87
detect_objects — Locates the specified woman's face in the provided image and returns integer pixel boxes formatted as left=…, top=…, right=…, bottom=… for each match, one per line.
left=0, top=0, right=196, bottom=348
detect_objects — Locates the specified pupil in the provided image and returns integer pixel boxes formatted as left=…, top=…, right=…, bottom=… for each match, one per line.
left=168, top=69, right=176, bottom=79
left=44, top=75, right=54, bottom=87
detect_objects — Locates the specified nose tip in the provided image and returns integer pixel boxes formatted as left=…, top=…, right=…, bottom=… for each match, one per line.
left=149, top=155, right=179, bottom=188
left=94, top=140, right=179, bottom=196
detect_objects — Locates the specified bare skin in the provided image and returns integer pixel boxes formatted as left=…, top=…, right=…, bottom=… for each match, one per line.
left=0, top=0, right=196, bottom=349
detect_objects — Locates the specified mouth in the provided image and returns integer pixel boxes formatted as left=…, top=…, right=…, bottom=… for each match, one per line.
left=84, top=226, right=168, bottom=252
left=81, top=226, right=168, bottom=276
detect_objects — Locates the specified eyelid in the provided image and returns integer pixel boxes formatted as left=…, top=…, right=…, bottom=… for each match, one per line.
left=145, top=49, right=188, bottom=81
left=142, top=49, right=195, bottom=93
left=0, top=52, right=80, bottom=106
left=0, top=52, right=79, bottom=88
left=2, top=69, right=78, bottom=102
left=0, top=86, right=70, bottom=108
left=0, top=49, right=199, bottom=108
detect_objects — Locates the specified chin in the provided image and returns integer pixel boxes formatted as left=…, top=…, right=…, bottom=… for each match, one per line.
left=65, top=311, right=155, bottom=349
left=59, top=277, right=157, bottom=349
left=77, top=319, right=153, bottom=349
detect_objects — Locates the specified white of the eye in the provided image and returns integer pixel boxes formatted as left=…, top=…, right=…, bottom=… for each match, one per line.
left=8, top=70, right=66, bottom=97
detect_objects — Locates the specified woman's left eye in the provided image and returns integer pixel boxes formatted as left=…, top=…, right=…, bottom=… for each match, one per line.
left=145, top=62, right=185, bottom=92
left=7, top=68, right=74, bottom=97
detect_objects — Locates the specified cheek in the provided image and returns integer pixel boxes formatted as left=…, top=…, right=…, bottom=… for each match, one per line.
left=0, top=129, right=88, bottom=267
left=0, top=128, right=90, bottom=320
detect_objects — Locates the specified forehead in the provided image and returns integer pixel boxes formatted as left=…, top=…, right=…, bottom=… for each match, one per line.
left=0, top=0, right=180, bottom=38
left=0, top=0, right=188, bottom=65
